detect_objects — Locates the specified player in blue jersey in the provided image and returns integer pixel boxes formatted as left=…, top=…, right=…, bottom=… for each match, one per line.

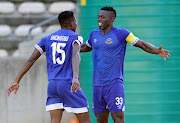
left=80, top=6, right=171, bottom=123
left=8, top=11, right=91, bottom=123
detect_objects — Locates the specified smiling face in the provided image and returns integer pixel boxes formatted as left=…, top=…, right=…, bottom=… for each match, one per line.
left=97, top=10, right=115, bottom=30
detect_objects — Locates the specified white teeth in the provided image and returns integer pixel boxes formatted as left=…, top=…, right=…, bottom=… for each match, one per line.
left=98, top=23, right=102, bottom=26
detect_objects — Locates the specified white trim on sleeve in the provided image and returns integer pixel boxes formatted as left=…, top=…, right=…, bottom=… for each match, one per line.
left=46, top=103, right=63, bottom=112
left=72, top=40, right=81, bottom=46
left=86, top=41, right=92, bottom=48
left=130, top=37, right=139, bottom=46
left=35, top=44, right=44, bottom=54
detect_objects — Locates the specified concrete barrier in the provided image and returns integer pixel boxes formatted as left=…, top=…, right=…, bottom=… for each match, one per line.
left=0, top=24, right=78, bottom=123
left=0, top=53, right=76, bottom=123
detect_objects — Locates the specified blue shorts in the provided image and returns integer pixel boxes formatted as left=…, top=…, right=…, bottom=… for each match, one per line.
left=93, top=82, right=125, bottom=113
left=46, top=80, right=89, bottom=113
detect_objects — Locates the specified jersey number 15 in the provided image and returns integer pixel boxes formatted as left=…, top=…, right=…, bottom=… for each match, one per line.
left=51, top=42, right=66, bottom=65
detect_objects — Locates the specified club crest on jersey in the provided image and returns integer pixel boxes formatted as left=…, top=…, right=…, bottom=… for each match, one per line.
left=105, top=38, right=113, bottom=44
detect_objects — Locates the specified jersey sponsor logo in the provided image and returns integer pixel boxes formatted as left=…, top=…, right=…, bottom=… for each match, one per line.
left=105, top=38, right=113, bottom=44
left=50, top=35, right=69, bottom=41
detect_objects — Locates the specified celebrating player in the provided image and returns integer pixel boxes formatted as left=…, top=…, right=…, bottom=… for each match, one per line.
left=80, top=6, right=171, bottom=123
left=8, top=11, right=91, bottom=123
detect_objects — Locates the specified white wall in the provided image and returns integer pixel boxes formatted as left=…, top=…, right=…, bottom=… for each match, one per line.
left=0, top=56, right=76, bottom=123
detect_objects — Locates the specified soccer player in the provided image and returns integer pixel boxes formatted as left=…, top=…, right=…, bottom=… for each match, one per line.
left=80, top=6, right=171, bottom=123
left=8, top=11, right=91, bottom=123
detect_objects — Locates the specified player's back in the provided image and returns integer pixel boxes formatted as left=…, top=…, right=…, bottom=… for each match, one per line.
left=36, top=29, right=82, bottom=82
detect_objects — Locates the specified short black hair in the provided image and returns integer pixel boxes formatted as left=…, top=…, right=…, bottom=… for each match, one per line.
left=58, top=11, right=75, bottom=26
left=101, top=6, right=116, bottom=18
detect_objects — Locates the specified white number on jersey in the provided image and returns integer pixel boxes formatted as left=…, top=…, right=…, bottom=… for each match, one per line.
left=51, top=42, right=66, bottom=64
left=115, top=97, right=123, bottom=105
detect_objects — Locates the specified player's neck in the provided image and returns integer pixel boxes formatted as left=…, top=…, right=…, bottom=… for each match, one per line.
left=101, top=25, right=113, bottom=35
left=61, top=26, right=73, bottom=31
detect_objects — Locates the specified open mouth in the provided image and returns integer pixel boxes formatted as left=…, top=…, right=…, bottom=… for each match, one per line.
left=98, top=22, right=103, bottom=26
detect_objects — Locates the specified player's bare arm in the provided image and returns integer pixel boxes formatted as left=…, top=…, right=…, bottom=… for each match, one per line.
left=134, top=40, right=171, bottom=61
left=80, top=43, right=92, bottom=52
left=71, top=42, right=82, bottom=93
left=8, top=49, right=41, bottom=96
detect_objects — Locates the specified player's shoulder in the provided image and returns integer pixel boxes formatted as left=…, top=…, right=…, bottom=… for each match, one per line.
left=92, top=29, right=100, bottom=32
left=75, top=34, right=83, bottom=43
left=113, top=27, right=129, bottom=32
left=90, top=29, right=101, bottom=35
left=70, top=33, right=83, bottom=42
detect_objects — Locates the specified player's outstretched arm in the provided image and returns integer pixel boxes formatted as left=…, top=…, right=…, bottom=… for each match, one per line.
left=8, top=49, right=41, bottom=96
left=134, top=40, right=171, bottom=61
left=80, top=43, right=92, bottom=53
left=71, top=42, right=82, bottom=93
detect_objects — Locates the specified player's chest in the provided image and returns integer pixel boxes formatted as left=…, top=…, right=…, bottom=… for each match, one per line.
left=92, top=35, right=121, bottom=49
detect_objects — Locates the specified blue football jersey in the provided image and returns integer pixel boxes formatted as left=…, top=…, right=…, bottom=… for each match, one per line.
left=86, top=27, right=138, bottom=86
left=35, top=29, right=83, bottom=82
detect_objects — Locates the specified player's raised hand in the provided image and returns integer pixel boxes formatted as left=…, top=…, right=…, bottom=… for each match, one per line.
left=158, top=45, right=171, bottom=61
left=8, top=82, right=19, bottom=96
left=71, top=76, right=82, bottom=93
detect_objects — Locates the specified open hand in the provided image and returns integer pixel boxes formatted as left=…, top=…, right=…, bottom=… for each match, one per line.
left=158, top=45, right=171, bottom=61
left=71, top=76, right=82, bottom=93
left=8, top=82, right=19, bottom=96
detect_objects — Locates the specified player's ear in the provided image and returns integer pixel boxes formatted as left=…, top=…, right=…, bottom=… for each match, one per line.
left=111, top=17, right=115, bottom=22
left=70, top=21, right=74, bottom=28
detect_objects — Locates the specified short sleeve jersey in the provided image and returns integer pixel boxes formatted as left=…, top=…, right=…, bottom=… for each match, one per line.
left=86, top=27, right=138, bottom=86
left=35, top=29, right=83, bottom=82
